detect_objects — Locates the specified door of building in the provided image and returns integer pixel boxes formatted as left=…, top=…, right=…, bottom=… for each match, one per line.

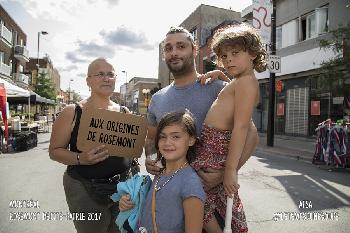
left=285, top=87, right=309, bottom=135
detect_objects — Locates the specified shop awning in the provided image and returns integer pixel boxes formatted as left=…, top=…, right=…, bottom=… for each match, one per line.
left=7, top=91, right=56, bottom=105
left=0, top=78, right=55, bottom=105
left=29, top=91, right=55, bottom=104
left=0, top=78, right=30, bottom=97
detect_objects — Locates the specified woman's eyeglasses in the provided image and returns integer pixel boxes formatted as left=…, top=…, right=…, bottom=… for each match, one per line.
left=88, top=72, right=117, bottom=79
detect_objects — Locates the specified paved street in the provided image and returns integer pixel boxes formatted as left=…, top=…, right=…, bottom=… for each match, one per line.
left=0, top=133, right=349, bottom=233
left=241, top=148, right=350, bottom=233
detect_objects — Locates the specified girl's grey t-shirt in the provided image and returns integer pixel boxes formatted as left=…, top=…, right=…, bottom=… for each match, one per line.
left=138, top=166, right=206, bottom=233
left=147, top=80, right=225, bottom=137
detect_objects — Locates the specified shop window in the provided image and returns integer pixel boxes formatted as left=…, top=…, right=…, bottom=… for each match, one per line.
left=190, top=27, right=197, bottom=42
left=281, top=19, right=298, bottom=47
left=276, top=26, right=282, bottom=49
left=12, top=30, right=18, bottom=46
left=301, top=6, right=329, bottom=41
left=307, top=13, right=317, bottom=39
left=301, top=12, right=316, bottom=40
left=0, top=51, right=4, bottom=64
left=315, top=6, right=329, bottom=34
left=285, top=88, right=309, bottom=135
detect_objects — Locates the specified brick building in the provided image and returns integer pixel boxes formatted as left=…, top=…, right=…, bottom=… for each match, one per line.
left=0, top=4, right=30, bottom=89
left=26, top=56, right=61, bottom=96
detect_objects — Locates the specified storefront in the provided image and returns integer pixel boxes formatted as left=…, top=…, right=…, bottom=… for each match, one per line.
left=255, top=70, right=350, bottom=136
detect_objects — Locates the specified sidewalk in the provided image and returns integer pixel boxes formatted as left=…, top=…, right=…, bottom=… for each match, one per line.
left=257, top=133, right=316, bottom=162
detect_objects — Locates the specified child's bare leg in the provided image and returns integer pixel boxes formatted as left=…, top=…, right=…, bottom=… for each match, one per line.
left=237, top=121, right=259, bottom=170
left=204, top=217, right=223, bottom=233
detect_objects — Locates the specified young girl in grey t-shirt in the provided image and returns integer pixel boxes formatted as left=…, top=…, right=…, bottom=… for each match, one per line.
left=119, top=111, right=206, bottom=233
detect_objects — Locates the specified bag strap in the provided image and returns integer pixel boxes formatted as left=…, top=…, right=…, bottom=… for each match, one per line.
left=68, top=104, right=82, bottom=152
left=151, top=187, right=158, bottom=233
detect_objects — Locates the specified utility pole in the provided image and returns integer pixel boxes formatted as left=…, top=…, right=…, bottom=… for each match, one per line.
left=267, top=0, right=276, bottom=146
left=37, top=31, right=48, bottom=69
left=122, top=71, right=127, bottom=106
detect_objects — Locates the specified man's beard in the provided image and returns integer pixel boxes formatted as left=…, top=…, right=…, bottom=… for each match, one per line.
left=166, top=54, right=195, bottom=77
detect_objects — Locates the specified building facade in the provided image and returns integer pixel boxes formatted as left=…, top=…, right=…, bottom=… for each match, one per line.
left=157, top=2, right=349, bottom=137
left=121, top=77, right=160, bottom=115
left=247, top=0, right=350, bottom=136
left=26, top=56, right=61, bottom=96
left=0, top=4, right=30, bottom=89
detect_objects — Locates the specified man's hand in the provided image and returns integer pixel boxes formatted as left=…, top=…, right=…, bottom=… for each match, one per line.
left=145, top=157, right=161, bottom=176
left=197, top=169, right=224, bottom=191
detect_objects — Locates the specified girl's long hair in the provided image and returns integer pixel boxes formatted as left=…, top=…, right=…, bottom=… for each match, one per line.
left=155, top=110, right=197, bottom=167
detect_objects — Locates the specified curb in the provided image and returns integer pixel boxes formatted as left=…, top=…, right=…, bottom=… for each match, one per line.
left=256, top=146, right=314, bottom=163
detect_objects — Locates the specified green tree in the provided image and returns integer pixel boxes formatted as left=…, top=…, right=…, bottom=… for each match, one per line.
left=66, top=89, right=83, bottom=103
left=72, top=90, right=82, bottom=102
left=317, top=20, right=350, bottom=94
left=34, top=73, right=57, bottom=100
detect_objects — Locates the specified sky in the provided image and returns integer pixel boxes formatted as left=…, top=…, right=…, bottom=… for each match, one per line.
left=0, top=0, right=252, bottom=98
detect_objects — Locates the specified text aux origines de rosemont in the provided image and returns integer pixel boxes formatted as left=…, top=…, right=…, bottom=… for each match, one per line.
left=86, top=118, right=140, bottom=148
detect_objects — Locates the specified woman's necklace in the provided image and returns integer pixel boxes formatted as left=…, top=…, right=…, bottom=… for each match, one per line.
left=154, top=161, right=188, bottom=192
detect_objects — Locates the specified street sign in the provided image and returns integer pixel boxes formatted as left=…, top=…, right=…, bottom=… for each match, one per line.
left=253, top=0, right=272, bottom=44
left=268, top=55, right=281, bottom=73
left=77, top=108, right=147, bottom=158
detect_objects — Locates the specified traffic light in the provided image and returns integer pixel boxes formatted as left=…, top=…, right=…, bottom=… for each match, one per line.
left=276, top=80, right=283, bottom=93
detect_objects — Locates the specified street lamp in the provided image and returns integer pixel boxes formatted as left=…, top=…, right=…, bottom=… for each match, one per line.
left=56, top=94, right=64, bottom=111
left=68, top=78, right=73, bottom=104
left=142, top=88, right=151, bottom=112
left=122, top=70, right=127, bottom=106
left=37, top=31, right=48, bottom=68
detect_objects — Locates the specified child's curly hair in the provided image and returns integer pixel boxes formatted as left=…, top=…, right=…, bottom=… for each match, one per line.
left=211, top=23, right=267, bottom=73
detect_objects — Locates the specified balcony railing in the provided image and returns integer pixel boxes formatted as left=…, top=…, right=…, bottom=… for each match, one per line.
left=13, top=73, right=29, bottom=85
left=0, top=62, right=11, bottom=77
left=0, top=24, right=13, bottom=45
left=14, top=45, right=30, bottom=63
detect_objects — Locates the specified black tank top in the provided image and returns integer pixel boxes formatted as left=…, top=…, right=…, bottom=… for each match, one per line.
left=68, top=104, right=131, bottom=179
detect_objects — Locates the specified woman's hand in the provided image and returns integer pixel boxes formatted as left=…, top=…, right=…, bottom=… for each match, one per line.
left=223, top=168, right=239, bottom=198
left=79, top=145, right=109, bottom=165
left=119, top=194, right=134, bottom=212
left=197, top=70, right=231, bottom=85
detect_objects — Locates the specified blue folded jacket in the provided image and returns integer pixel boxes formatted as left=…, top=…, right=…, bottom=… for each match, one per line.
left=111, top=174, right=152, bottom=233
